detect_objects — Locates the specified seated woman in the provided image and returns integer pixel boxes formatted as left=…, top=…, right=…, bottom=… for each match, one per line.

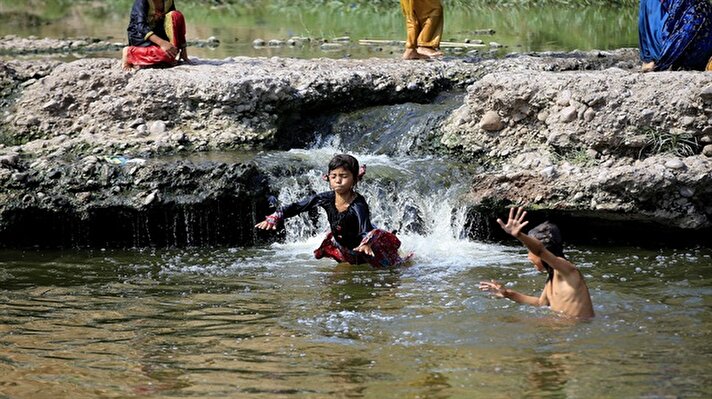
left=121, top=0, right=190, bottom=70
left=639, top=0, right=712, bottom=71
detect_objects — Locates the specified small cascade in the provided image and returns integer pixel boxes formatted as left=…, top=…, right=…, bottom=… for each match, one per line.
left=255, top=91, right=504, bottom=267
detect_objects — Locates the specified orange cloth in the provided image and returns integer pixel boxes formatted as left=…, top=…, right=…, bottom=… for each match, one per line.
left=707, top=57, right=712, bottom=71
left=400, top=0, right=443, bottom=49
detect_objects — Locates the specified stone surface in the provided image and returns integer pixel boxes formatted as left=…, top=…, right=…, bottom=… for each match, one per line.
left=479, top=110, right=504, bottom=131
left=2, top=48, right=711, bottom=245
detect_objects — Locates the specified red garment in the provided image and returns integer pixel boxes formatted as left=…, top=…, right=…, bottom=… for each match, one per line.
left=126, top=10, right=186, bottom=67
left=314, top=229, right=412, bottom=268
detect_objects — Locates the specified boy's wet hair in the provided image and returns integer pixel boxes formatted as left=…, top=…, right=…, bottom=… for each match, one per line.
left=527, top=221, right=564, bottom=282
left=328, top=154, right=360, bottom=181
left=528, top=221, right=564, bottom=257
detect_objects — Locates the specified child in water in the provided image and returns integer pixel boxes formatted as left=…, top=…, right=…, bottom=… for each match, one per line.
left=479, top=207, right=595, bottom=319
left=255, top=154, right=409, bottom=268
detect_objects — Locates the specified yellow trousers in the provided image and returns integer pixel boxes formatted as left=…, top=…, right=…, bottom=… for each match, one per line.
left=400, top=0, right=443, bottom=49
left=707, top=56, right=712, bottom=71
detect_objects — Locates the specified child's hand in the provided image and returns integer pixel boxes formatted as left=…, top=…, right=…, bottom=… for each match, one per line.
left=354, top=243, right=374, bottom=256
left=255, top=220, right=276, bottom=230
left=497, top=207, right=529, bottom=237
left=479, top=280, right=508, bottom=298
left=255, top=212, right=282, bottom=230
left=159, top=40, right=179, bottom=58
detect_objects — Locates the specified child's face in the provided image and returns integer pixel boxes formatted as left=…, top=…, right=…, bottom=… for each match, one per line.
left=528, top=252, right=545, bottom=272
left=328, top=166, right=355, bottom=194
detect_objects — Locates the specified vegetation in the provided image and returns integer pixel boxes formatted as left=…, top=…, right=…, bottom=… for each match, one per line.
left=638, top=128, right=700, bottom=158
left=551, top=146, right=596, bottom=167
left=0, top=0, right=637, bottom=54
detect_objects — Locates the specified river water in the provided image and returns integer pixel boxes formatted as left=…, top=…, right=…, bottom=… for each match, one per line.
left=2, top=239, right=711, bottom=397
left=1, top=2, right=710, bottom=398
left=2, top=98, right=712, bottom=397
left=0, top=1, right=638, bottom=60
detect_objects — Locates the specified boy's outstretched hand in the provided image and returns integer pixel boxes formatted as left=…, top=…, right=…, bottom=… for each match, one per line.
left=479, top=280, right=508, bottom=298
left=497, top=207, right=529, bottom=237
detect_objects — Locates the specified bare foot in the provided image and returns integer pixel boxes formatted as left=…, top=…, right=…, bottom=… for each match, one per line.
left=641, top=61, right=655, bottom=73
left=416, top=46, right=443, bottom=58
left=402, top=48, right=429, bottom=60
left=179, top=48, right=193, bottom=64
left=121, top=47, right=134, bottom=71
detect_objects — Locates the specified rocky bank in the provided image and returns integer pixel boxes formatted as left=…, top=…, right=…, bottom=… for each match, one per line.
left=1, top=48, right=711, bottom=247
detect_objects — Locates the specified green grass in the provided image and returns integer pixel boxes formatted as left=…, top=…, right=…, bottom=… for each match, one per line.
left=0, top=0, right=638, bottom=55
left=638, top=128, right=700, bottom=158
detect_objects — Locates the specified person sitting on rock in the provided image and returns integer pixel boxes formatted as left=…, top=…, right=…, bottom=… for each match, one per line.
left=479, top=207, right=595, bottom=319
left=639, top=0, right=712, bottom=72
left=255, top=154, right=411, bottom=268
left=121, top=0, right=190, bottom=71
left=400, top=0, right=444, bottom=60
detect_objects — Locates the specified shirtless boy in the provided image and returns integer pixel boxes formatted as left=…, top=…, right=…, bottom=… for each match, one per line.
left=479, top=207, right=594, bottom=319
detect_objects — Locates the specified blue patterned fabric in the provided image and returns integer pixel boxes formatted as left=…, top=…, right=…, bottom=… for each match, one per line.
left=638, top=0, right=668, bottom=62
left=639, top=0, right=712, bottom=70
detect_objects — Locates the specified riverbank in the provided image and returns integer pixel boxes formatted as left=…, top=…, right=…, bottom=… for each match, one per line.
left=1, top=49, right=711, bottom=247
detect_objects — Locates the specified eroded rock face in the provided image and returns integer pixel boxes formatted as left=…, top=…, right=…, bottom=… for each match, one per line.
left=0, top=155, right=271, bottom=247
left=2, top=57, right=488, bottom=152
left=442, top=69, right=712, bottom=231
left=2, top=49, right=711, bottom=247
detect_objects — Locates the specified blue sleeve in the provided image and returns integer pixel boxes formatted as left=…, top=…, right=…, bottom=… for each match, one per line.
left=279, top=192, right=326, bottom=219
left=351, top=202, right=373, bottom=241
left=129, top=0, right=153, bottom=40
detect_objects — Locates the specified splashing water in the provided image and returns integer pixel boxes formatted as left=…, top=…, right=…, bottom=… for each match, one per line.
left=254, top=144, right=518, bottom=275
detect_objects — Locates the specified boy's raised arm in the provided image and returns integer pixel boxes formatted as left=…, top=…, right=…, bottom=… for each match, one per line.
left=498, top=207, right=576, bottom=275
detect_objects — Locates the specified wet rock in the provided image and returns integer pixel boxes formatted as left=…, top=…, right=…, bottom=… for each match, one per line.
left=252, top=39, right=265, bottom=47
left=703, top=144, right=712, bottom=157
left=129, top=118, right=145, bottom=128
left=560, top=106, right=578, bottom=123
left=148, top=121, right=166, bottom=135
left=540, top=165, right=557, bottom=179
left=556, top=90, right=571, bottom=106
left=680, top=116, right=695, bottom=127
left=76, top=191, right=91, bottom=202
left=0, top=153, right=20, bottom=168
left=143, top=190, right=158, bottom=206
left=664, top=159, right=685, bottom=170
left=679, top=186, right=695, bottom=198
left=701, top=86, right=712, bottom=101
left=583, top=108, right=596, bottom=122
left=480, top=111, right=504, bottom=131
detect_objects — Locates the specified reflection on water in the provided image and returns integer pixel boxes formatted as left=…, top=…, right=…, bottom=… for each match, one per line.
left=1, top=244, right=711, bottom=398
left=0, top=1, right=638, bottom=60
